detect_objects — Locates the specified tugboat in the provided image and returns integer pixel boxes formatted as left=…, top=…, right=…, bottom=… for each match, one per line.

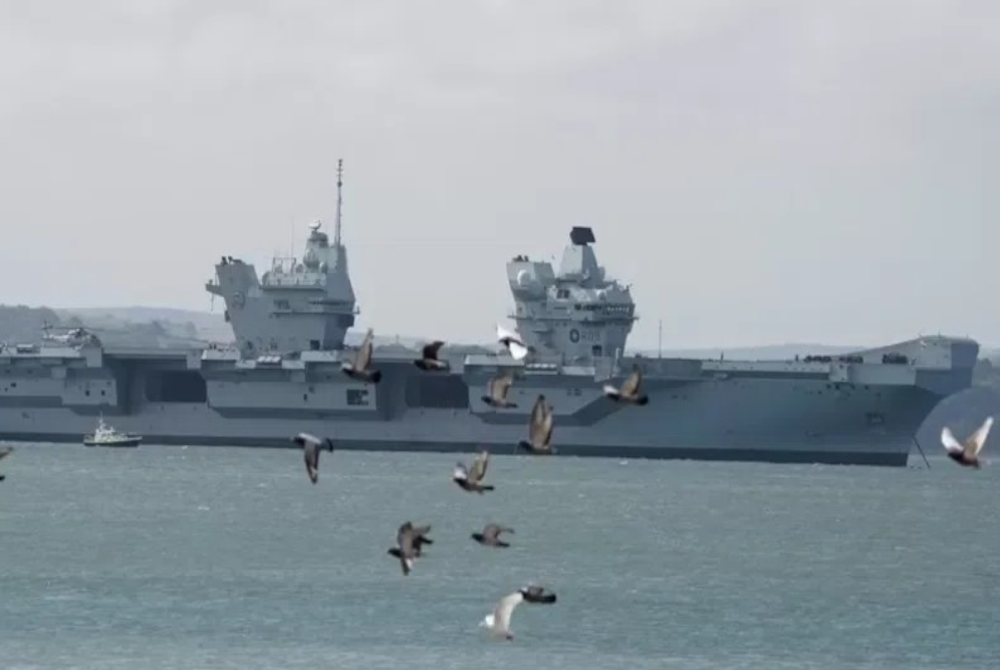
left=83, top=416, right=142, bottom=448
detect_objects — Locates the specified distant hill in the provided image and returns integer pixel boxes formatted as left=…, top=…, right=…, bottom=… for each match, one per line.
left=56, top=307, right=233, bottom=344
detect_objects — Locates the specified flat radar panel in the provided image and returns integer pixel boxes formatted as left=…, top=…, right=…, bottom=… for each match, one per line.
left=570, top=227, right=596, bottom=246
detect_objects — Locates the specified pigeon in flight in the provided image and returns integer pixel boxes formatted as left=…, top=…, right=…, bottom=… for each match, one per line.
left=341, top=329, right=382, bottom=383
left=481, top=371, right=517, bottom=408
left=0, top=446, right=12, bottom=482
left=471, top=523, right=514, bottom=547
left=497, top=324, right=529, bottom=361
left=387, top=521, right=433, bottom=575
left=517, top=395, right=555, bottom=454
left=453, top=450, right=494, bottom=493
left=413, top=341, right=450, bottom=371
left=941, top=416, right=993, bottom=468
left=603, top=366, right=649, bottom=406
left=480, top=585, right=558, bottom=640
left=292, top=432, right=334, bottom=484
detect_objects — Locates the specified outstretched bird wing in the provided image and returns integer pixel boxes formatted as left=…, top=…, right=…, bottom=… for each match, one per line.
left=354, top=329, right=374, bottom=371
left=489, top=372, right=514, bottom=402
left=493, top=591, right=523, bottom=631
left=941, top=426, right=965, bottom=454
left=620, top=368, right=642, bottom=397
left=964, top=416, right=994, bottom=457
left=0, top=446, right=13, bottom=461
left=527, top=396, right=554, bottom=449
left=468, top=451, right=489, bottom=483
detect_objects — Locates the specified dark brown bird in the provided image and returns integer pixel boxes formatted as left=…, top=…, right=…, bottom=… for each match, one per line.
left=481, top=372, right=517, bottom=408
left=292, top=432, right=333, bottom=484
left=517, top=395, right=555, bottom=454
left=341, top=329, right=382, bottom=383
left=941, top=417, right=993, bottom=468
left=471, top=523, right=514, bottom=547
left=0, top=446, right=12, bottom=482
left=453, top=450, right=494, bottom=493
left=413, top=341, right=449, bottom=371
left=386, top=521, right=433, bottom=575
left=519, top=584, right=557, bottom=604
left=603, top=366, right=649, bottom=406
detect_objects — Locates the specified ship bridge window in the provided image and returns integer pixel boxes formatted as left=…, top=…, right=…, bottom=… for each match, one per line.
left=405, top=375, right=469, bottom=409
left=556, top=289, right=570, bottom=299
left=275, top=299, right=290, bottom=310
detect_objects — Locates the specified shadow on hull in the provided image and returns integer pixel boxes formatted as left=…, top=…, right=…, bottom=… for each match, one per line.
left=1, top=433, right=908, bottom=466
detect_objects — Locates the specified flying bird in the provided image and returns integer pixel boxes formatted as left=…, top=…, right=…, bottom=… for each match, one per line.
left=0, top=446, right=12, bottom=481
left=480, top=585, right=558, bottom=640
left=603, top=366, right=649, bottom=405
left=387, top=521, right=433, bottom=575
left=517, top=395, right=555, bottom=454
left=481, top=371, right=517, bottom=408
left=471, top=523, right=514, bottom=547
left=292, top=432, right=334, bottom=484
left=941, top=416, right=993, bottom=468
left=341, top=329, right=382, bottom=383
left=453, top=450, right=494, bottom=493
left=497, top=324, right=529, bottom=361
left=413, top=340, right=450, bottom=371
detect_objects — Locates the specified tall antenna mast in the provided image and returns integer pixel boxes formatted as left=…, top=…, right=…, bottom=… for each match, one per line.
left=334, top=158, right=344, bottom=247
left=658, top=319, right=662, bottom=359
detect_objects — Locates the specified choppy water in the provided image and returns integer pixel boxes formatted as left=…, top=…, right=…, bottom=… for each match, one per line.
left=0, top=444, right=997, bottom=669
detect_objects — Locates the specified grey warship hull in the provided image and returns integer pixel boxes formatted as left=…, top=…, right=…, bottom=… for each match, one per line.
left=0, top=170, right=979, bottom=465
left=0, top=335, right=976, bottom=466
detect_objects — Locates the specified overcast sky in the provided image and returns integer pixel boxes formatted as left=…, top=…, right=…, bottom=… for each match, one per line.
left=0, top=0, right=996, bottom=349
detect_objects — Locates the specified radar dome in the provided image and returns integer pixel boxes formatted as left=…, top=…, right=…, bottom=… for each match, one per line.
left=516, top=269, right=532, bottom=287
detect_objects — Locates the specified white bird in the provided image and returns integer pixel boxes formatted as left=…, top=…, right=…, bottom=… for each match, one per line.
left=941, top=416, right=993, bottom=468
left=497, top=324, right=529, bottom=361
left=480, top=586, right=557, bottom=641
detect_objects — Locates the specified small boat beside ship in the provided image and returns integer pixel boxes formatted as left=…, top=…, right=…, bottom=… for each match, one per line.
left=83, top=417, right=142, bottom=448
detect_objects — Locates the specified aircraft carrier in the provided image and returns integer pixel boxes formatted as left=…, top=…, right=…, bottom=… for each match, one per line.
left=0, top=168, right=980, bottom=465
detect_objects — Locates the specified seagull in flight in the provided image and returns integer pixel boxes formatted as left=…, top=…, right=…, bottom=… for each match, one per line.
left=480, top=585, right=558, bottom=640
left=941, top=416, right=993, bottom=468
left=497, top=324, right=529, bottom=361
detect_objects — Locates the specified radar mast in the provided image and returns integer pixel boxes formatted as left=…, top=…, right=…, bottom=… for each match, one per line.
left=334, top=158, right=344, bottom=248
